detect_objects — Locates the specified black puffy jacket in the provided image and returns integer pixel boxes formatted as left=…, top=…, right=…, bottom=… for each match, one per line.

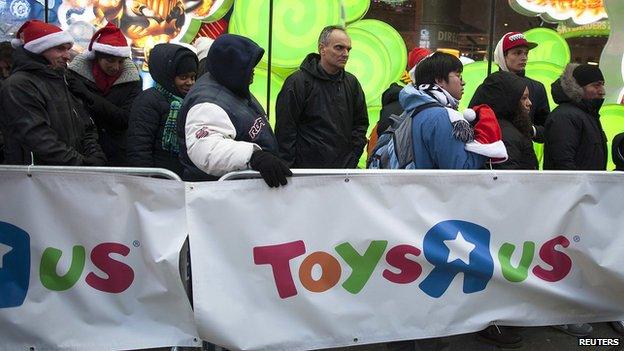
left=544, top=64, right=607, bottom=170
left=275, top=53, right=368, bottom=168
left=67, top=54, right=142, bottom=166
left=127, top=44, right=196, bottom=176
left=0, top=48, right=105, bottom=166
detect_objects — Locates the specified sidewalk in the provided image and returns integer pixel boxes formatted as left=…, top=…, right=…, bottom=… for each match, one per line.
left=330, top=322, right=623, bottom=351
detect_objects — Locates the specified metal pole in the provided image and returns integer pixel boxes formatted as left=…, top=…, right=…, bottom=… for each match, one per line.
left=486, top=0, right=497, bottom=75
left=266, top=0, right=274, bottom=121
left=44, top=0, right=49, bottom=22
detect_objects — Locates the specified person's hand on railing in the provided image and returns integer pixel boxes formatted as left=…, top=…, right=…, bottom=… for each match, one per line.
left=249, top=150, right=292, bottom=188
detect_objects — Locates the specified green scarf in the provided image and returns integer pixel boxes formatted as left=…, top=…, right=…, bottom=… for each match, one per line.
left=155, top=83, right=184, bottom=154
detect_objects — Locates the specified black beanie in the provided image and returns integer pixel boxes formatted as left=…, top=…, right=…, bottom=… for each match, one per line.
left=573, top=64, right=604, bottom=87
left=174, top=52, right=198, bottom=75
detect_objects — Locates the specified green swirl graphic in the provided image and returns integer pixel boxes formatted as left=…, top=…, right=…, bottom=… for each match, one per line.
left=345, top=27, right=393, bottom=106
left=348, top=19, right=407, bottom=83
left=459, top=61, right=489, bottom=111
left=230, top=0, right=342, bottom=68
left=524, top=28, right=571, bottom=68
left=343, top=0, right=371, bottom=24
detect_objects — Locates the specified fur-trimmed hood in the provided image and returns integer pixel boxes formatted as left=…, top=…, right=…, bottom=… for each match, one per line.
left=68, top=53, right=140, bottom=85
left=552, top=63, right=584, bottom=104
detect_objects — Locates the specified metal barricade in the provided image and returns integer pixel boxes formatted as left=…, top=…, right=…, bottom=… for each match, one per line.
left=0, top=165, right=182, bottom=181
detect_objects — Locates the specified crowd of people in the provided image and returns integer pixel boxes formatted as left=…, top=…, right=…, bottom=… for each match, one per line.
left=0, top=20, right=623, bottom=349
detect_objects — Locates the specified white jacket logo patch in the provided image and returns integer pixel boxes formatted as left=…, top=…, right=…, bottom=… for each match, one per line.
left=249, top=117, right=266, bottom=140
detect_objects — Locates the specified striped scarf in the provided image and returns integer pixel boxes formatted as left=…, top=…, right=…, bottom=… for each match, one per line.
left=155, top=83, right=183, bottom=154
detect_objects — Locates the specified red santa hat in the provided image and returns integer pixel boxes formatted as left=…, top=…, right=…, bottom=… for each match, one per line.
left=464, top=104, right=508, bottom=163
left=85, top=22, right=131, bottom=59
left=11, top=20, right=74, bottom=54
left=407, top=47, right=432, bottom=70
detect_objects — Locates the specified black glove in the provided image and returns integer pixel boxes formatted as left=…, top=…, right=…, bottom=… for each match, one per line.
left=249, top=150, right=292, bottom=188
left=66, top=75, right=94, bottom=105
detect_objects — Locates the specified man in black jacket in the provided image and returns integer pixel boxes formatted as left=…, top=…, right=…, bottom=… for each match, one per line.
left=0, top=20, right=105, bottom=166
left=67, top=22, right=142, bottom=166
left=275, top=25, right=369, bottom=168
left=544, top=64, right=607, bottom=171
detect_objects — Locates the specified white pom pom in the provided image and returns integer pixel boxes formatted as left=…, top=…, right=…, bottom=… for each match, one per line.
left=463, top=108, right=477, bottom=122
left=11, top=38, right=23, bottom=48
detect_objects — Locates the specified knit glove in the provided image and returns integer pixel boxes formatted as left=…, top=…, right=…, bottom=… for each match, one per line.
left=249, top=150, right=292, bottom=188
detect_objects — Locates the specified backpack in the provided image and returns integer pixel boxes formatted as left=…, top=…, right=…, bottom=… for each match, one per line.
left=367, top=102, right=441, bottom=169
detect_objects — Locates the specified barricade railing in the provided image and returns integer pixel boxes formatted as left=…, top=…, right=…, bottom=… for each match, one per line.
left=0, top=165, right=182, bottom=181
left=219, top=168, right=617, bottom=182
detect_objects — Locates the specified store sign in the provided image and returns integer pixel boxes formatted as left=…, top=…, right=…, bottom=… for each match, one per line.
left=557, top=21, right=610, bottom=38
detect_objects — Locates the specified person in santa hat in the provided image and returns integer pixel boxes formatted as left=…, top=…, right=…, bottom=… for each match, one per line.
left=0, top=20, right=105, bottom=166
left=67, top=22, right=142, bottom=166
left=493, top=31, right=549, bottom=142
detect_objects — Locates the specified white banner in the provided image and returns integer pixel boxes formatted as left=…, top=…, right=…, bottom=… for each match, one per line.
left=0, top=171, right=200, bottom=350
left=187, top=171, right=624, bottom=351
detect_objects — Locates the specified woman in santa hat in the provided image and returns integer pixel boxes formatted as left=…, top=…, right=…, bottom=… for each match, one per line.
left=67, top=22, right=142, bottom=166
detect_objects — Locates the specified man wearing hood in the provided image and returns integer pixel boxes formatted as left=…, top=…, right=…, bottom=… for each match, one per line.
left=470, top=71, right=537, bottom=170
left=127, top=43, right=198, bottom=175
left=494, top=32, right=549, bottom=141
left=67, top=23, right=142, bottom=166
left=177, top=34, right=291, bottom=187
left=0, top=20, right=105, bottom=166
left=544, top=64, right=607, bottom=171
left=275, top=25, right=369, bottom=169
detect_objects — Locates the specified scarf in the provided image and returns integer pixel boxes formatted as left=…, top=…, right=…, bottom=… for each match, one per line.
left=92, top=62, right=121, bottom=95
left=155, top=83, right=184, bottom=154
left=416, top=83, right=473, bottom=142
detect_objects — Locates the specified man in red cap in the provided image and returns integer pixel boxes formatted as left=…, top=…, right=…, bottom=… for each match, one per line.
left=67, top=22, right=142, bottom=166
left=493, top=31, right=550, bottom=142
left=0, top=20, right=105, bottom=166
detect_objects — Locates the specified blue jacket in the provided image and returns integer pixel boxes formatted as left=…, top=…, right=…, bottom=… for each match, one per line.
left=396, top=85, right=485, bottom=169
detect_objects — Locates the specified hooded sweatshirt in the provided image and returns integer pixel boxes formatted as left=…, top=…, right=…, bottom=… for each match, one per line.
left=177, top=34, right=278, bottom=181
left=544, top=63, right=607, bottom=170
left=470, top=71, right=537, bottom=169
left=275, top=53, right=369, bottom=168
left=127, top=44, right=198, bottom=175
